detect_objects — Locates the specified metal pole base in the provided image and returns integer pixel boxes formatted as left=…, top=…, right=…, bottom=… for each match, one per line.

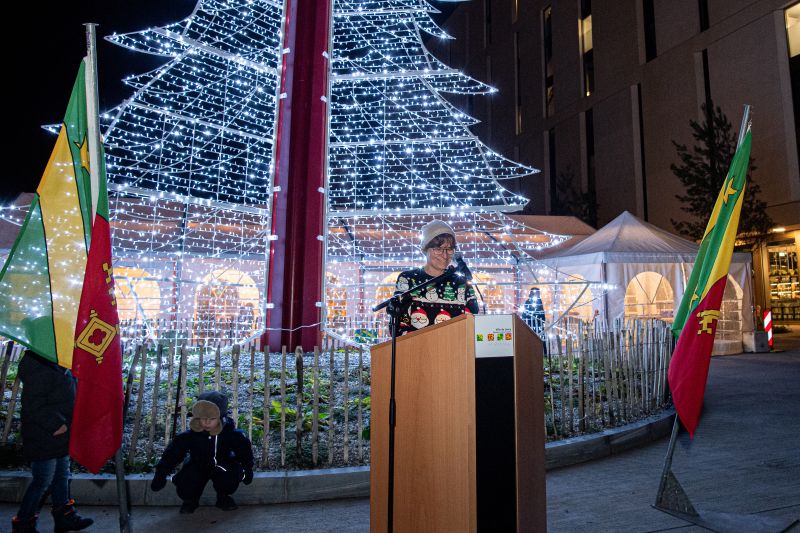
left=653, top=505, right=798, bottom=533
left=114, top=448, right=132, bottom=532
left=654, top=468, right=698, bottom=516
left=654, top=468, right=798, bottom=533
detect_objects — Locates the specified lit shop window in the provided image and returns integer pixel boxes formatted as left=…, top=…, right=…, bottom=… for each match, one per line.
left=787, top=3, right=800, bottom=58
left=579, top=0, right=594, bottom=96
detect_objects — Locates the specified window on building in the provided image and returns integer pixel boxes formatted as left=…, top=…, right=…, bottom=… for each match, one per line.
left=788, top=3, right=800, bottom=58
left=580, top=0, right=594, bottom=96
left=698, top=0, right=709, bottom=32
left=636, top=83, right=649, bottom=220
left=585, top=108, right=596, bottom=225
left=643, top=0, right=657, bottom=62
left=768, top=242, right=800, bottom=322
left=484, top=0, right=492, bottom=47
left=786, top=3, right=800, bottom=165
left=515, top=32, right=523, bottom=134
left=701, top=49, right=712, bottom=112
left=543, top=6, right=554, bottom=116
left=487, top=55, right=493, bottom=141
left=548, top=128, right=557, bottom=211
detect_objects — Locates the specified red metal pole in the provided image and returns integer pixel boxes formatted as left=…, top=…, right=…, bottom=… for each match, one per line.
left=265, top=0, right=332, bottom=351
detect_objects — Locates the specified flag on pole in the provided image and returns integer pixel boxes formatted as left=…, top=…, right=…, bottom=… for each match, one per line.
left=0, top=63, right=93, bottom=367
left=70, top=120, right=123, bottom=473
left=668, top=125, right=752, bottom=438
left=0, top=60, right=122, bottom=472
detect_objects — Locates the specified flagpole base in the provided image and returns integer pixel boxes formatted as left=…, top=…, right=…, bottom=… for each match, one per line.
left=654, top=468, right=698, bottom=516
left=653, top=505, right=798, bottom=533
left=655, top=467, right=798, bottom=532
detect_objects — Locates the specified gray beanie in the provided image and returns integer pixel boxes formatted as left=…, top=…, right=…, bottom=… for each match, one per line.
left=197, top=390, right=228, bottom=415
left=420, top=220, right=456, bottom=251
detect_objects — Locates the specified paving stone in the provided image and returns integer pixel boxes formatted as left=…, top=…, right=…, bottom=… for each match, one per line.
left=0, top=332, right=797, bottom=531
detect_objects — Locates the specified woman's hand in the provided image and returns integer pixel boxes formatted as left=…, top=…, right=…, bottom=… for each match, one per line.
left=53, top=424, right=67, bottom=436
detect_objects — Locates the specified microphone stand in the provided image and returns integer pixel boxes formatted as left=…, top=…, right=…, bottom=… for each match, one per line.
left=372, top=266, right=455, bottom=533
left=456, top=254, right=487, bottom=314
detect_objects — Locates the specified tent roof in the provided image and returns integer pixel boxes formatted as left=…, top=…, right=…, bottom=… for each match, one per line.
left=550, top=211, right=698, bottom=256
left=541, top=211, right=750, bottom=265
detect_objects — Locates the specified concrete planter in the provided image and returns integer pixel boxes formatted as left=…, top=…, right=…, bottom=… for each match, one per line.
left=0, top=410, right=675, bottom=505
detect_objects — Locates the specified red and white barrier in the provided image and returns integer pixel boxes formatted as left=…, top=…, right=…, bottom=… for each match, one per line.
left=763, top=309, right=773, bottom=348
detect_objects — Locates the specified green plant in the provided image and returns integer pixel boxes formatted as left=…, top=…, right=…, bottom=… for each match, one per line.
left=267, top=400, right=330, bottom=431
left=348, top=396, right=371, bottom=410
left=551, top=166, right=598, bottom=228
left=671, top=101, right=772, bottom=240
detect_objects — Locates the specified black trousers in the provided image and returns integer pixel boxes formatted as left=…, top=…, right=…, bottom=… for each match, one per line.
left=172, top=460, right=243, bottom=502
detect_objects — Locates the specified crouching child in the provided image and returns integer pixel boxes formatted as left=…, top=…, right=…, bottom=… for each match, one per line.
left=150, top=391, right=254, bottom=513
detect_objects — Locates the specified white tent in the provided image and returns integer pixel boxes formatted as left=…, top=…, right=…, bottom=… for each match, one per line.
left=539, top=211, right=754, bottom=354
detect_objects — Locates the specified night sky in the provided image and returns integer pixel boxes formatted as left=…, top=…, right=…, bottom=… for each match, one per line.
left=4, top=1, right=196, bottom=203
left=5, top=1, right=456, bottom=204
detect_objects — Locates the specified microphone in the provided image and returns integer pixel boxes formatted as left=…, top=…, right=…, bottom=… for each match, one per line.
left=453, top=253, right=473, bottom=281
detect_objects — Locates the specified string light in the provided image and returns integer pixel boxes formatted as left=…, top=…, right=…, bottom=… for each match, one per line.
left=99, top=0, right=281, bottom=345
left=322, top=1, right=596, bottom=345
left=2, top=0, right=605, bottom=348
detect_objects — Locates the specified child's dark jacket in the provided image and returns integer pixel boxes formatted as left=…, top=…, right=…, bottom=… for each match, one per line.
left=155, top=417, right=253, bottom=478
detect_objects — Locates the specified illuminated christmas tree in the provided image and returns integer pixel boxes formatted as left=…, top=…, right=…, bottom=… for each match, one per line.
left=324, top=0, right=573, bottom=343
left=101, top=1, right=284, bottom=344
left=40, top=0, right=584, bottom=347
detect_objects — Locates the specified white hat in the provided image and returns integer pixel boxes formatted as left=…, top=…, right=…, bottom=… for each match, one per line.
left=420, top=220, right=456, bottom=251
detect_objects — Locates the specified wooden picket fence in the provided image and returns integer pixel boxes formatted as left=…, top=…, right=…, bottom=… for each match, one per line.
left=0, top=318, right=674, bottom=471
left=115, top=336, right=371, bottom=470
left=542, top=318, right=674, bottom=439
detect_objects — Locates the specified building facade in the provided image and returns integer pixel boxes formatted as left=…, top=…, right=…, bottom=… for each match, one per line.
left=428, top=0, right=800, bottom=322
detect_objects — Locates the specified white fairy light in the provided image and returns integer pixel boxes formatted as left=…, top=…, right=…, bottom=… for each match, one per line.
left=0, top=1, right=597, bottom=349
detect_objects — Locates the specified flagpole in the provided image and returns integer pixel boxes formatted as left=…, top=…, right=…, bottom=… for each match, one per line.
left=84, top=23, right=132, bottom=533
left=653, top=105, right=788, bottom=530
left=659, top=101, right=752, bottom=459
left=84, top=24, right=101, bottom=222
left=736, top=105, right=751, bottom=149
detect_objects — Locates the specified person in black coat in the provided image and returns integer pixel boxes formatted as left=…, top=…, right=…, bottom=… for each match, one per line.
left=11, top=350, right=93, bottom=533
left=150, top=391, right=254, bottom=514
left=522, top=287, right=546, bottom=339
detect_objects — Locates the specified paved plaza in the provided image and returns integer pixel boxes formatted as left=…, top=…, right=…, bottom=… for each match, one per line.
left=2, top=333, right=798, bottom=532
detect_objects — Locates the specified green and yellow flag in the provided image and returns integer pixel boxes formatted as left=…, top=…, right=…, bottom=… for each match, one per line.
left=668, top=124, right=751, bottom=437
left=0, top=62, right=96, bottom=367
left=0, top=60, right=123, bottom=472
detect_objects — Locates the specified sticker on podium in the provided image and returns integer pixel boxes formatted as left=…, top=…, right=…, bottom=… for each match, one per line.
left=474, top=314, right=514, bottom=358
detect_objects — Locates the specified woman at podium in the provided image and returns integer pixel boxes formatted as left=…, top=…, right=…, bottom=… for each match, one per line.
left=393, top=220, right=479, bottom=335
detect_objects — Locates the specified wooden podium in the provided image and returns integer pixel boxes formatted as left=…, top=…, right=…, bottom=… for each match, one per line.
left=370, top=313, right=546, bottom=532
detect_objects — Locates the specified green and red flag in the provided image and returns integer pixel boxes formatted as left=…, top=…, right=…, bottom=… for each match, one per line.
left=668, top=125, right=752, bottom=438
left=0, top=60, right=122, bottom=472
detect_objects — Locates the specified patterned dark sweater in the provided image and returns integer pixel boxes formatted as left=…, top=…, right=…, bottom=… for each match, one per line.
left=393, top=267, right=479, bottom=335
